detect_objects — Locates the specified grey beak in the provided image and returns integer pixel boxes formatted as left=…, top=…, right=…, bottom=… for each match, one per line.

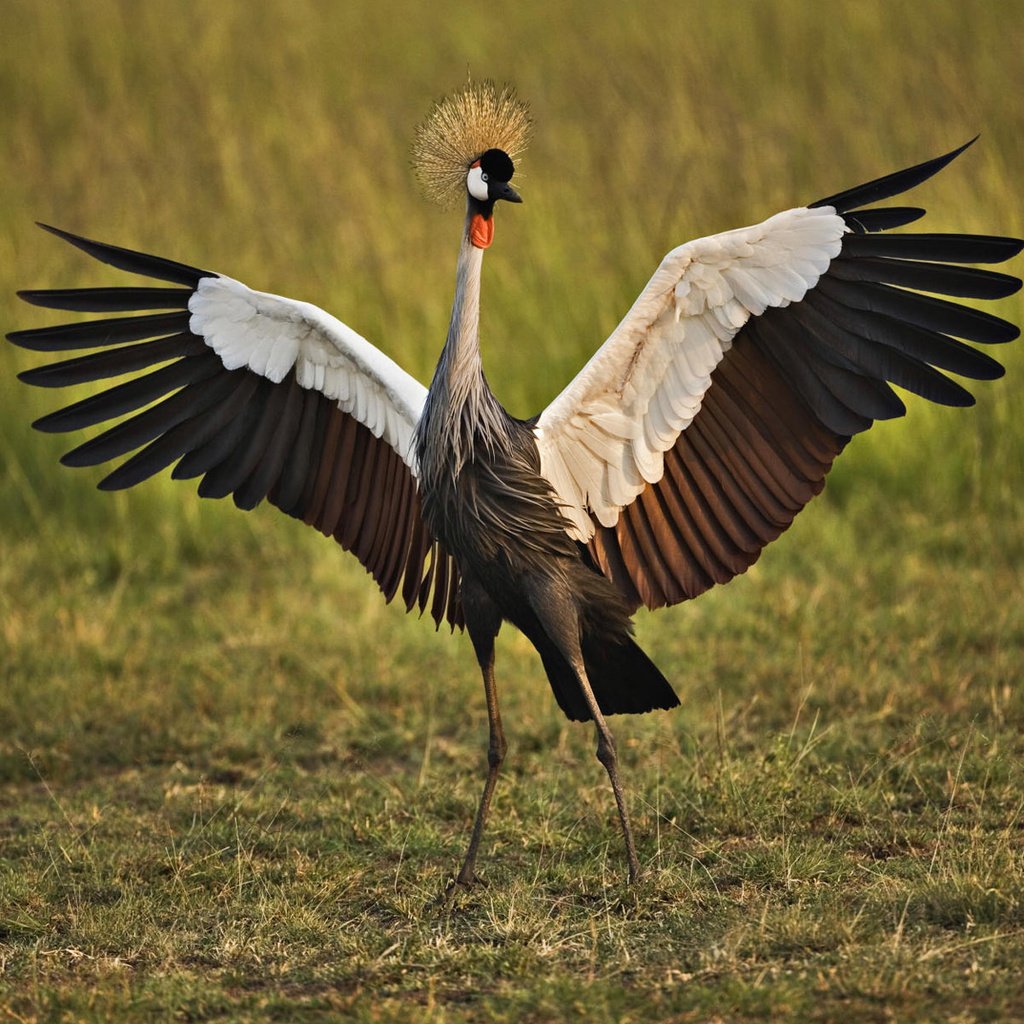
left=495, top=181, right=523, bottom=204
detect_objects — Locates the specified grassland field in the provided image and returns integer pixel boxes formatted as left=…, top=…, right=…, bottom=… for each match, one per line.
left=1, top=1, right=1024, bottom=1021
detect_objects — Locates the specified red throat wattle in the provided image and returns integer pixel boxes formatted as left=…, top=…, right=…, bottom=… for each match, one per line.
left=470, top=213, right=494, bottom=249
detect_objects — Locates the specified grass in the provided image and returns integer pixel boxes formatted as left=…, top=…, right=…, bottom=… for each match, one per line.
left=2, top=0, right=1024, bottom=1020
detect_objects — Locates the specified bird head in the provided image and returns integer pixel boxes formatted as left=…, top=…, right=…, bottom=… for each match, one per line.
left=466, top=149, right=522, bottom=207
left=466, top=148, right=522, bottom=249
left=412, top=81, right=531, bottom=249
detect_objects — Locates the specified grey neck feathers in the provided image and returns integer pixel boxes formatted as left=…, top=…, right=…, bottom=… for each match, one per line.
left=419, top=213, right=512, bottom=484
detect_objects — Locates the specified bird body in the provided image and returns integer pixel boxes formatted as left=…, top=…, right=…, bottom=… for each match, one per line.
left=8, top=83, right=1023, bottom=885
left=417, top=220, right=679, bottom=720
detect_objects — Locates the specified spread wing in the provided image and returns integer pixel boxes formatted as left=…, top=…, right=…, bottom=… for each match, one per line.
left=8, top=225, right=461, bottom=628
left=535, top=141, right=1023, bottom=610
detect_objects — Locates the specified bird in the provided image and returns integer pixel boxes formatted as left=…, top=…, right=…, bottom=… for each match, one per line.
left=7, top=81, right=1023, bottom=887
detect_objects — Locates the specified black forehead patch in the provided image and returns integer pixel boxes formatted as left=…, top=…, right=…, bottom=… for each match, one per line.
left=479, top=148, right=515, bottom=182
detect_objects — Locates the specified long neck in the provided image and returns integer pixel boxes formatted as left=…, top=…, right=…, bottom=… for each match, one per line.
left=420, top=210, right=507, bottom=479
left=437, top=219, right=486, bottom=411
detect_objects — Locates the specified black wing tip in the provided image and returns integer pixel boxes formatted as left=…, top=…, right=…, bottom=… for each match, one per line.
left=14, top=289, right=72, bottom=312
left=35, top=222, right=91, bottom=247
left=810, top=136, right=983, bottom=214
left=16, top=365, right=51, bottom=386
left=96, top=472, right=132, bottom=492
left=1004, top=239, right=1024, bottom=260
left=910, top=136, right=980, bottom=178
left=843, top=207, right=927, bottom=234
left=58, top=449, right=89, bottom=469
left=945, top=134, right=979, bottom=160
left=29, top=221, right=213, bottom=287
left=30, top=410, right=68, bottom=433
left=994, top=275, right=1022, bottom=298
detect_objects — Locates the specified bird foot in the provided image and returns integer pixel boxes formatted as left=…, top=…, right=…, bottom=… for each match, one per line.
left=451, top=868, right=489, bottom=891
left=429, top=870, right=488, bottom=908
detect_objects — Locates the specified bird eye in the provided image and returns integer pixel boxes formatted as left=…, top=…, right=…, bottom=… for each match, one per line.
left=481, top=173, right=489, bottom=182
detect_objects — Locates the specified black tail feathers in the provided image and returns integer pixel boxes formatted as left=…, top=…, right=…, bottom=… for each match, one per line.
left=538, top=633, right=680, bottom=723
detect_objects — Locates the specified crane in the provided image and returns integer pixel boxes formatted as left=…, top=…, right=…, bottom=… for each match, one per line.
left=8, top=82, right=1023, bottom=887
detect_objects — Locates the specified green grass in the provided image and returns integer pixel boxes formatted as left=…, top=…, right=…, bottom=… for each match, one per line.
left=2, top=0, right=1024, bottom=1020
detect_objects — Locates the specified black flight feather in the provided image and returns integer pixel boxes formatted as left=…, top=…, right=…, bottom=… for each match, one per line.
left=7, top=311, right=191, bottom=352
left=18, top=333, right=204, bottom=387
left=843, top=208, right=926, bottom=233
left=34, top=223, right=212, bottom=287
left=810, top=139, right=977, bottom=213
left=17, top=287, right=193, bottom=312
left=32, top=355, right=219, bottom=433
left=828, top=256, right=1022, bottom=300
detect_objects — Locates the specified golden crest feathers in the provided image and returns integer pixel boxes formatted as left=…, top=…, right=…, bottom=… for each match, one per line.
left=412, top=81, right=532, bottom=207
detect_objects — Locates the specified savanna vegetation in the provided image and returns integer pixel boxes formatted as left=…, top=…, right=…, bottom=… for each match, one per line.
left=1, top=1, right=1023, bottom=1020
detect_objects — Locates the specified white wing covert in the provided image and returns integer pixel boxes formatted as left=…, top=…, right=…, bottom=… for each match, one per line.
left=9, top=225, right=462, bottom=628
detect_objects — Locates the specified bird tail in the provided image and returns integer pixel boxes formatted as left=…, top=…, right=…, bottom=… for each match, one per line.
left=538, top=633, right=680, bottom=723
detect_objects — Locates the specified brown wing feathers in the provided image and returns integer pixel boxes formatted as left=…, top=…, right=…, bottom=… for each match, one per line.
left=591, top=340, right=846, bottom=610
left=591, top=141, right=1022, bottom=611
left=8, top=225, right=461, bottom=629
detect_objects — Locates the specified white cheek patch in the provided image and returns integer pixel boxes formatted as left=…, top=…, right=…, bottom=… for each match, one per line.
left=467, top=165, right=489, bottom=202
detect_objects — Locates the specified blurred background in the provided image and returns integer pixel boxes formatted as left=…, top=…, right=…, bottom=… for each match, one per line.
left=1, top=0, right=1022, bottom=777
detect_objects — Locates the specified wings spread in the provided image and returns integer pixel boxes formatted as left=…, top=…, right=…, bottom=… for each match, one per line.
left=9, top=143, right=1022, bottom=623
left=536, top=142, right=1023, bottom=609
left=9, top=225, right=461, bottom=628
left=536, top=206, right=846, bottom=539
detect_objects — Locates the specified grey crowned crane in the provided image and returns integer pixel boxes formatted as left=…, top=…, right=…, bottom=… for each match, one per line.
left=8, top=82, right=1023, bottom=886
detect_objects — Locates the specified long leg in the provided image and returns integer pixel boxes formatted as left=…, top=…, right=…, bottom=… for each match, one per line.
left=526, top=577, right=641, bottom=883
left=455, top=581, right=505, bottom=887
left=567, top=649, right=641, bottom=883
